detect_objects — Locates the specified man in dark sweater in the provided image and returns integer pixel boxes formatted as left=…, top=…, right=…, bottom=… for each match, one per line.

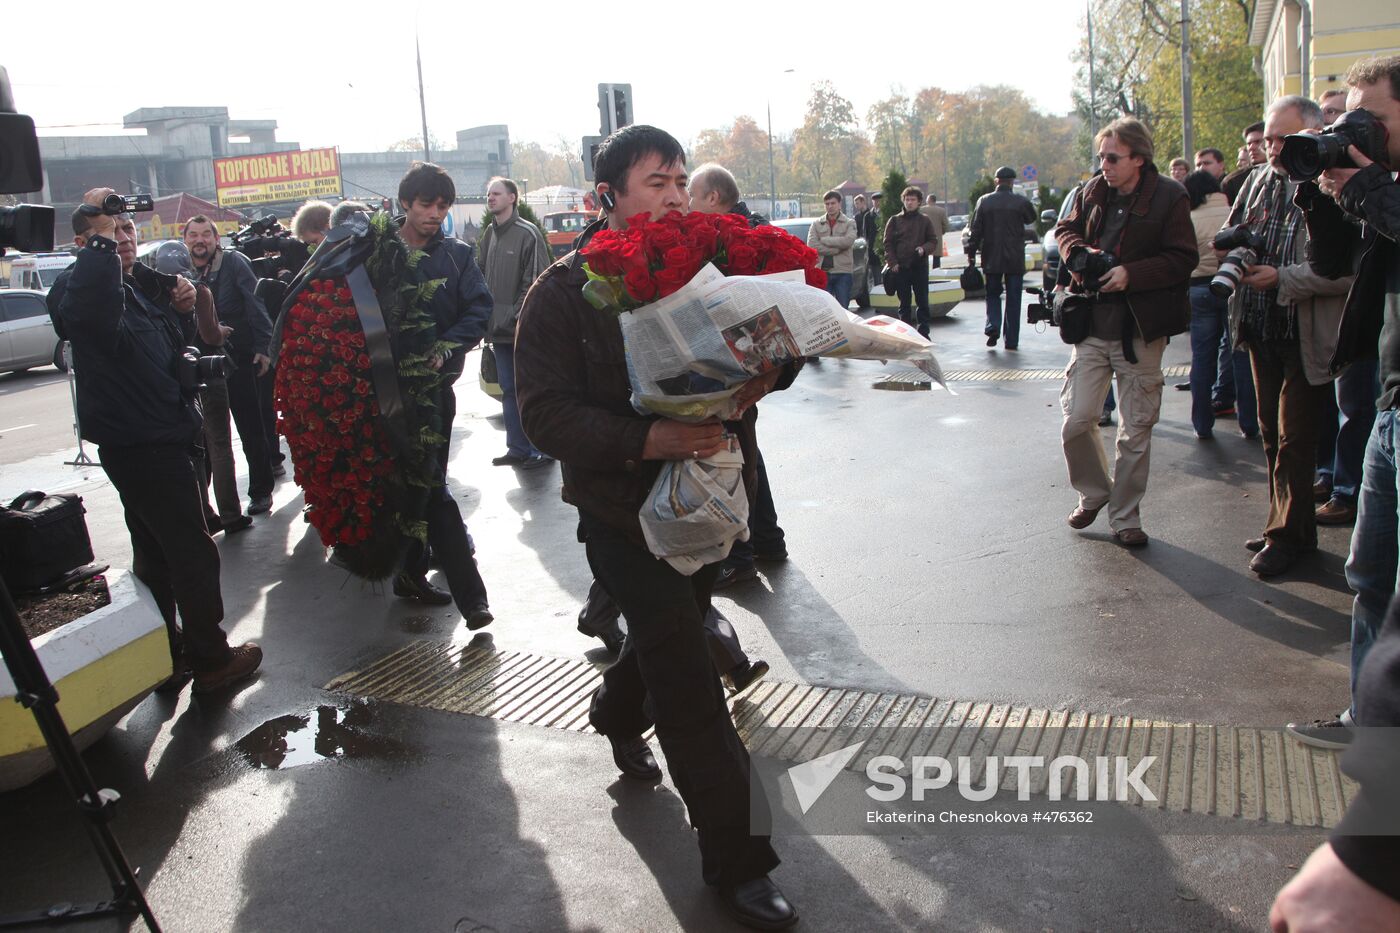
left=515, top=125, right=797, bottom=930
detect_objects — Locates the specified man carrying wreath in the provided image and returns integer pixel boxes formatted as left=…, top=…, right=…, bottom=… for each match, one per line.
left=514, top=125, right=798, bottom=930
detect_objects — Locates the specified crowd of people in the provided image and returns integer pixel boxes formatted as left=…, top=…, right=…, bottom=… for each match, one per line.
left=42, top=53, right=1400, bottom=931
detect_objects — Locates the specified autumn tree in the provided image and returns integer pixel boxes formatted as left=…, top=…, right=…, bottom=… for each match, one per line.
left=1070, top=0, right=1260, bottom=168
left=792, top=81, right=863, bottom=193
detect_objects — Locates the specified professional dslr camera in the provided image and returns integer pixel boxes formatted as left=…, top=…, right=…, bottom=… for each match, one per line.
left=176, top=345, right=227, bottom=394
left=230, top=213, right=311, bottom=280
left=1279, top=108, right=1391, bottom=181
left=1209, top=223, right=1266, bottom=298
left=0, top=66, right=54, bottom=254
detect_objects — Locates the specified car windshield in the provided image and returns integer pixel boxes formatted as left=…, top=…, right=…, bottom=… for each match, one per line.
left=775, top=221, right=810, bottom=241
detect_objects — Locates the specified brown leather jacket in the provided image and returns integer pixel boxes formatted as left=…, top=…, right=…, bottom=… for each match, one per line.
left=1055, top=166, right=1197, bottom=343
left=514, top=222, right=795, bottom=545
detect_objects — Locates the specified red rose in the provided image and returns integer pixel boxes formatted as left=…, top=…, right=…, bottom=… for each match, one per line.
left=623, top=267, right=658, bottom=302
left=726, top=243, right=762, bottom=276
left=655, top=266, right=691, bottom=298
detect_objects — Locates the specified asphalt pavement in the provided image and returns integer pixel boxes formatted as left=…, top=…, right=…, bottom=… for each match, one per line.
left=0, top=290, right=1353, bottom=931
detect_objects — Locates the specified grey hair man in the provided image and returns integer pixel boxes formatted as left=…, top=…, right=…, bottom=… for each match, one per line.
left=1227, top=94, right=1354, bottom=578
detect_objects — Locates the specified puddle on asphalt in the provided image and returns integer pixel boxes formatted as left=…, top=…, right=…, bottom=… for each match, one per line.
left=872, top=379, right=932, bottom=391
left=399, top=614, right=435, bottom=634
left=235, top=701, right=414, bottom=770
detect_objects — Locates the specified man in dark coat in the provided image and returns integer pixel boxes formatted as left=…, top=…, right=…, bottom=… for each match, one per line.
left=967, top=166, right=1036, bottom=349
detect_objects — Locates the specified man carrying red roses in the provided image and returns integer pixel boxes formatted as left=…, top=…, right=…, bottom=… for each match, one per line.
left=515, top=126, right=798, bottom=931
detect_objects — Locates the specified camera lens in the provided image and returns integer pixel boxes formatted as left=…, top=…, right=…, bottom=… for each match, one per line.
left=1280, top=133, right=1342, bottom=182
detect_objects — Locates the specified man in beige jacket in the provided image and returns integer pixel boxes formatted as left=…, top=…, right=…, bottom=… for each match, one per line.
left=808, top=190, right=857, bottom=309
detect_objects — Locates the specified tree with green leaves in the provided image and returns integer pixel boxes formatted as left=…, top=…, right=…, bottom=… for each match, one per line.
left=875, top=169, right=909, bottom=260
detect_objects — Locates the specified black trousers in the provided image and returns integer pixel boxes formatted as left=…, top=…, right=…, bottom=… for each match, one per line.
left=257, top=365, right=282, bottom=465
left=226, top=360, right=274, bottom=500
left=405, top=485, right=488, bottom=610
left=582, top=513, right=779, bottom=887
left=99, top=444, right=231, bottom=671
left=893, top=258, right=931, bottom=327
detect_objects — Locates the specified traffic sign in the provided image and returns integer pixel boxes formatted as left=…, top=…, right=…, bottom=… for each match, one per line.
left=1022, top=164, right=1038, bottom=181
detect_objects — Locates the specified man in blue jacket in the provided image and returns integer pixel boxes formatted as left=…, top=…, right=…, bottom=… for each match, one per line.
left=55, top=187, right=262, bottom=695
left=393, top=162, right=494, bottom=608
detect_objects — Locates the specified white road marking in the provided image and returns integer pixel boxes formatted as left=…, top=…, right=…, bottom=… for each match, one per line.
left=0, top=423, right=37, bottom=433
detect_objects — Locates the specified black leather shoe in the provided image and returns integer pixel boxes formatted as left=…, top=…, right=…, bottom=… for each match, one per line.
left=985, top=334, right=998, bottom=347
left=222, top=514, right=253, bottom=535
left=1246, top=536, right=1266, bottom=553
left=492, top=453, right=528, bottom=466
left=520, top=453, right=555, bottom=470
left=393, top=573, right=453, bottom=605
left=249, top=495, right=273, bottom=515
left=593, top=625, right=626, bottom=655
left=608, top=734, right=661, bottom=782
left=724, top=659, right=770, bottom=698
left=717, top=876, right=798, bottom=930
left=1250, top=542, right=1296, bottom=577
left=465, top=603, right=494, bottom=630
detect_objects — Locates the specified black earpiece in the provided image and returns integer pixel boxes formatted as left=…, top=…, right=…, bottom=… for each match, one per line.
left=599, top=189, right=616, bottom=211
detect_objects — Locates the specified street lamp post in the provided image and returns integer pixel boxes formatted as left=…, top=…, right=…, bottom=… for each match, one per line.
left=767, top=68, right=795, bottom=221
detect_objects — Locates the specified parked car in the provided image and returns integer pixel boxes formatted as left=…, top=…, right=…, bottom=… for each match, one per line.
left=0, top=288, right=65, bottom=374
left=1041, top=185, right=1081, bottom=293
left=947, top=214, right=968, bottom=231
left=771, top=218, right=868, bottom=305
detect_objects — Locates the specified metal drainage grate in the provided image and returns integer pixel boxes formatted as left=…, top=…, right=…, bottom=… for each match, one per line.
left=941, top=363, right=1190, bottom=383
left=327, top=642, right=1353, bottom=827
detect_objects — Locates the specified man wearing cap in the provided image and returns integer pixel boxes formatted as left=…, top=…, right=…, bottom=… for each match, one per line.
left=967, top=167, right=1036, bottom=350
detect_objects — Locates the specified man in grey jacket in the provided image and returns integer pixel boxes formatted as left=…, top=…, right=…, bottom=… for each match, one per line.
left=480, top=177, right=552, bottom=469
left=1227, top=96, right=1353, bottom=579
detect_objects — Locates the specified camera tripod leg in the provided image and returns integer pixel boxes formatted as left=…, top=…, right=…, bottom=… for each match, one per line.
left=0, top=579, right=161, bottom=932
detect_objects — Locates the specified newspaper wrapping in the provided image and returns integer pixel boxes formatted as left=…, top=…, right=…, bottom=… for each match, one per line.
left=627, top=264, right=948, bottom=573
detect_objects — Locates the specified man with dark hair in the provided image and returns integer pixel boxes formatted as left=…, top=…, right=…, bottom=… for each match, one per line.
left=852, top=193, right=877, bottom=306
left=1194, top=148, right=1227, bottom=183
left=392, top=161, right=494, bottom=609
left=968, top=166, right=1036, bottom=350
left=1223, top=121, right=1267, bottom=204
left=55, top=188, right=262, bottom=695
left=1056, top=117, right=1197, bottom=548
left=809, top=190, right=856, bottom=309
left=1285, top=53, right=1400, bottom=749
left=481, top=176, right=551, bottom=469
left=883, top=186, right=939, bottom=335
left=515, top=125, right=797, bottom=930
left=183, top=215, right=278, bottom=514
left=1228, top=95, right=1352, bottom=578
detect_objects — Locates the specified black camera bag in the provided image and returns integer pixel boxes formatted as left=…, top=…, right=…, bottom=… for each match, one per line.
left=1053, top=292, right=1094, bottom=345
left=959, top=266, right=984, bottom=293
left=0, top=491, right=94, bottom=593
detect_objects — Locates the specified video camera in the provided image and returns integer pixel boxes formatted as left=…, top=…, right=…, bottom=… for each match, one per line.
left=1209, top=223, right=1266, bottom=299
left=1064, top=245, right=1117, bottom=293
left=230, top=212, right=311, bottom=280
left=76, top=193, right=155, bottom=217
left=1280, top=108, right=1391, bottom=182
left=0, top=65, right=54, bottom=254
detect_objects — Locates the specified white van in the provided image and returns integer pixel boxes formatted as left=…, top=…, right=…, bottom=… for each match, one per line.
left=8, top=253, right=76, bottom=294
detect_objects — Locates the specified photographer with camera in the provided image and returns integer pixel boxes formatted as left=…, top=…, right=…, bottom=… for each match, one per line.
left=183, top=215, right=278, bottom=513
left=1055, top=117, right=1197, bottom=548
left=1221, top=96, right=1354, bottom=579
left=55, top=187, right=262, bottom=695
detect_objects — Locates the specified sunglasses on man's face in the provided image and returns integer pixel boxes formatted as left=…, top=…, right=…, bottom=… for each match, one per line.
left=1098, top=152, right=1136, bottom=165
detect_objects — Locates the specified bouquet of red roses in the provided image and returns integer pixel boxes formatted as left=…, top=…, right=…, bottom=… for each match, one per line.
left=581, top=210, right=826, bottom=313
